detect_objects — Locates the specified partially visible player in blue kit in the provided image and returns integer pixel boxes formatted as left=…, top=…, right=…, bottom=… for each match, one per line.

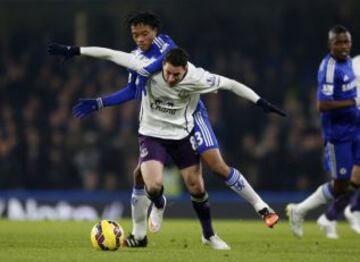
left=287, top=25, right=360, bottom=239
left=48, top=11, right=280, bottom=248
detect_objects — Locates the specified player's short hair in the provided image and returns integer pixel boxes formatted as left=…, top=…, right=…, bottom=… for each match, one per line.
left=163, top=48, right=189, bottom=68
left=125, top=11, right=161, bottom=30
left=328, top=25, right=350, bottom=40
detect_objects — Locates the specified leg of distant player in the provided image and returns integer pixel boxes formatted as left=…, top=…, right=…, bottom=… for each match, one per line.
left=344, top=165, right=360, bottom=233
left=193, top=110, right=279, bottom=228
left=287, top=141, right=352, bottom=238
left=286, top=181, right=335, bottom=238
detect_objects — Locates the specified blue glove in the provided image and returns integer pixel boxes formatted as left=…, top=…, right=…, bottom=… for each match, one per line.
left=135, top=74, right=148, bottom=99
left=72, top=98, right=104, bottom=119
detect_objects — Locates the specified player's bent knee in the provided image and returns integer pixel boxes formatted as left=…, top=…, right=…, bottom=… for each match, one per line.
left=186, top=182, right=204, bottom=195
left=145, top=183, right=163, bottom=196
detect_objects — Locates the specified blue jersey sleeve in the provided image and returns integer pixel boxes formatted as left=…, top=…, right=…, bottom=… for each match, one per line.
left=102, top=71, right=137, bottom=106
left=138, top=34, right=177, bottom=76
left=317, top=59, right=339, bottom=102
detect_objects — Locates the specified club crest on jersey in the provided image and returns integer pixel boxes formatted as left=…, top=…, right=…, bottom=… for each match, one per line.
left=339, top=168, right=347, bottom=175
left=322, top=84, right=334, bottom=96
left=178, top=90, right=189, bottom=99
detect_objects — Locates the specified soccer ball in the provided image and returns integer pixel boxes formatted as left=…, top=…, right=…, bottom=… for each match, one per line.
left=90, top=220, right=125, bottom=251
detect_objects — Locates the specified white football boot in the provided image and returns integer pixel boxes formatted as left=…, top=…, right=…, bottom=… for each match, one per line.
left=344, top=205, right=360, bottom=234
left=201, top=234, right=231, bottom=250
left=148, top=196, right=166, bottom=233
left=317, top=214, right=339, bottom=239
left=286, top=203, right=304, bottom=238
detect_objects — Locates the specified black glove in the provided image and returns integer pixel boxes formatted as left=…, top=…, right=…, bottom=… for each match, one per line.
left=47, top=43, right=80, bottom=59
left=256, top=98, right=286, bottom=117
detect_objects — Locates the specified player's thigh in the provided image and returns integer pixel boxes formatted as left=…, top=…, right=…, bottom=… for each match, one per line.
left=351, top=134, right=360, bottom=185
left=140, top=160, right=164, bottom=189
left=180, top=164, right=204, bottom=194
left=138, top=135, right=166, bottom=189
left=351, top=165, right=360, bottom=185
left=192, top=111, right=219, bottom=154
left=323, top=141, right=353, bottom=181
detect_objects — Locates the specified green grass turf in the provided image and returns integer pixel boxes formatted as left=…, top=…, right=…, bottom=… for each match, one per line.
left=0, top=219, right=359, bottom=262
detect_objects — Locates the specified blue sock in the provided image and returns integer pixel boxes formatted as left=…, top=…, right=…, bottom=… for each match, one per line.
left=191, top=192, right=214, bottom=240
left=325, top=192, right=352, bottom=221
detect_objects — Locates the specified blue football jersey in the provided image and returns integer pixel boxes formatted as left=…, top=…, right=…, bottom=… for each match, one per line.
left=317, top=53, right=358, bottom=143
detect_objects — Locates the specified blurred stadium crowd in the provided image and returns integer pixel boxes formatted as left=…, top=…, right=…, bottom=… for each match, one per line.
left=1, top=0, right=360, bottom=192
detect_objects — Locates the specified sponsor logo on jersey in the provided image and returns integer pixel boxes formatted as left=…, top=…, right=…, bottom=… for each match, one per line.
left=150, top=98, right=176, bottom=115
left=342, top=79, right=357, bottom=92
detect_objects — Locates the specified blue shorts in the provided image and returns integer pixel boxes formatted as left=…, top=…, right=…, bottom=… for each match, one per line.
left=191, top=101, right=219, bottom=154
left=323, top=140, right=353, bottom=180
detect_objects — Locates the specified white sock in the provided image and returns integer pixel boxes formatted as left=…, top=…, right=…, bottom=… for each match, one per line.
left=131, top=187, right=151, bottom=240
left=225, top=168, right=268, bottom=212
left=296, top=183, right=333, bottom=215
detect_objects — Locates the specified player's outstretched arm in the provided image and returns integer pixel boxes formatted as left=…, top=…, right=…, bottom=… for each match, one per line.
left=48, top=43, right=146, bottom=72
left=72, top=74, right=137, bottom=119
left=219, top=77, right=286, bottom=117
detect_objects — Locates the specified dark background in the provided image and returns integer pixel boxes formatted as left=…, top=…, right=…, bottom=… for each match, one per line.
left=1, top=0, right=359, bottom=195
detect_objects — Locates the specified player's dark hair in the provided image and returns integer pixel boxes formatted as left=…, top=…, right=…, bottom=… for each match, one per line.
left=163, top=48, right=189, bottom=67
left=125, top=11, right=161, bottom=30
left=328, top=24, right=349, bottom=39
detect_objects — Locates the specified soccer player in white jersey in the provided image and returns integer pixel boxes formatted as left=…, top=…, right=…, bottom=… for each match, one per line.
left=48, top=12, right=284, bottom=249
left=78, top=46, right=285, bottom=246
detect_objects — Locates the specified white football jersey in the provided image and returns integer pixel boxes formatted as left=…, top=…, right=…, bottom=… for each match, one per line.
left=139, top=62, right=224, bottom=140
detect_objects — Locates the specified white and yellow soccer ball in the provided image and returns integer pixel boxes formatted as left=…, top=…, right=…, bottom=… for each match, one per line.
left=90, top=220, right=125, bottom=251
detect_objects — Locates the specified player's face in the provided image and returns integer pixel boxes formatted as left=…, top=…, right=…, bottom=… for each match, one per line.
left=162, top=62, right=187, bottom=87
left=131, top=24, right=157, bottom=51
left=329, top=32, right=352, bottom=61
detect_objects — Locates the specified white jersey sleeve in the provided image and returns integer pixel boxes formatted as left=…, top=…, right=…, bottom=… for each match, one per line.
left=80, top=47, right=148, bottom=72
left=183, top=63, right=260, bottom=103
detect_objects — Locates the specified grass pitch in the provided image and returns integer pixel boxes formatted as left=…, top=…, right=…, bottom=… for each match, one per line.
left=0, top=219, right=359, bottom=262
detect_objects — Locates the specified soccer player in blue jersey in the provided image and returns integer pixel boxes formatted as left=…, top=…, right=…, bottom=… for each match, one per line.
left=287, top=25, right=360, bottom=239
left=49, top=11, right=280, bottom=248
